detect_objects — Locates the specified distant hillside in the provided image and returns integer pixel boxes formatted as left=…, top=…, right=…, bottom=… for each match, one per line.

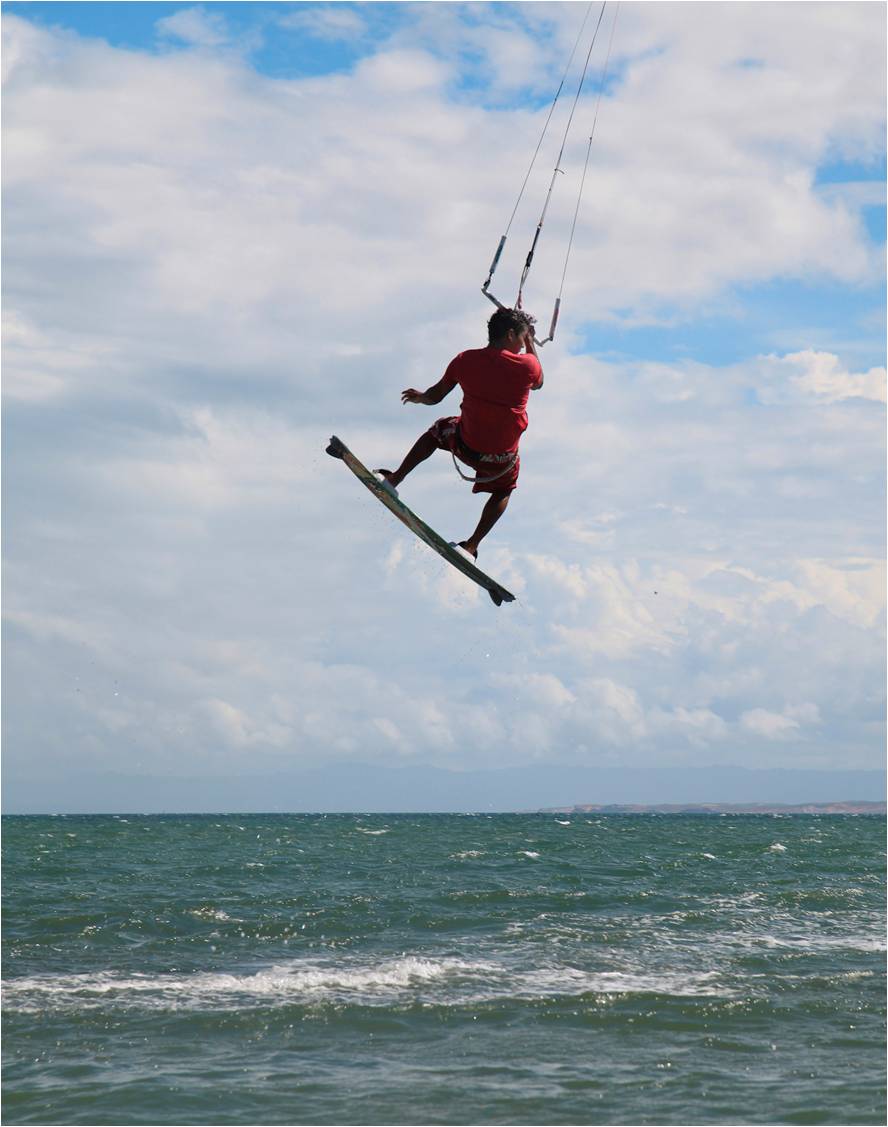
left=5, top=763, right=886, bottom=815
left=539, top=801, right=886, bottom=815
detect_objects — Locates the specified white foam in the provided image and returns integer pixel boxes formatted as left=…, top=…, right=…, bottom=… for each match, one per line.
left=188, top=908, right=233, bottom=922
left=2, top=952, right=739, bottom=1013
left=753, top=933, right=886, bottom=953
left=518, top=966, right=730, bottom=999
left=1, top=956, right=491, bottom=1013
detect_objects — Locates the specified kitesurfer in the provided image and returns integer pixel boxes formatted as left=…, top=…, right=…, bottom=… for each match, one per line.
left=376, top=307, right=543, bottom=560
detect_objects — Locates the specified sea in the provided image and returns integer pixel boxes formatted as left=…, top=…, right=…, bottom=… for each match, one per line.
left=2, top=813, right=885, bottom=1126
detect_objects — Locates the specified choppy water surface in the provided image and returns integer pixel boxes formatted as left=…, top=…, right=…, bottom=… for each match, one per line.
left=3, top=813, right=885, bottom=1125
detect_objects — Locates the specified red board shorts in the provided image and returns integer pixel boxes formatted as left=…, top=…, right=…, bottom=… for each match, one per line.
left=427, top=417, right=520, bottom=494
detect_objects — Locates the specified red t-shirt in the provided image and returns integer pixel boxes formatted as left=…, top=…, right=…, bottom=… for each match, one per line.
left=441, top=347, right=542, bottom=454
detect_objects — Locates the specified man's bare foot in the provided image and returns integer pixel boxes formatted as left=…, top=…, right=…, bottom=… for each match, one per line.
left=374, top=468, right=401, bottom=486
left=373, top=469, right=400, bottom=497
left=458, top=540, right=478, bottom=560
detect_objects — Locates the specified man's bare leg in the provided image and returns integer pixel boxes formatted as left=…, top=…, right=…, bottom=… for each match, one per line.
left=460, top=490, right=511, bottom=559
left=377, top=431, right=438, bottom=488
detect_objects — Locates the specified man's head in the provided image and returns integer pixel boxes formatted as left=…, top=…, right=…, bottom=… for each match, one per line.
left=488, top=307, right=536, bottom=349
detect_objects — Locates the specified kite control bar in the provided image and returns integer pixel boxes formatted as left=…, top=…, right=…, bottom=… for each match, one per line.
left=481, top=268, right=560, bottom=346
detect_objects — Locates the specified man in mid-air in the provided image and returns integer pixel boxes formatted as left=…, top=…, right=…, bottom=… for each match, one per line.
left=377, top=307, right=543, bottom=561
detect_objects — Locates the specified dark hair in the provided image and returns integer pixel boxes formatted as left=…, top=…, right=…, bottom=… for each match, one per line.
left=487, top=306, right=536, bottom=345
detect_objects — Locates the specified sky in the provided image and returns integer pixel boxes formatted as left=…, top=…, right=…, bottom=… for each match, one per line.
left=2, top=1, right=886, bottom=813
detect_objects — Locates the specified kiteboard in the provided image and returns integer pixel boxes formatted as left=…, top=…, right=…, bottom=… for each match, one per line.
left=326, top=435, right=516, bottom=606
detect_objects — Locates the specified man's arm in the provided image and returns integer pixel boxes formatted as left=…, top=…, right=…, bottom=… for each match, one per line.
left=524, top=330, right=544, bottom=389
left=401, top=374, right=456, bottom=406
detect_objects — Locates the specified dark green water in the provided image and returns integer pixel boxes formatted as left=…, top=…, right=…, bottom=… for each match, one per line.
left=2, top=814, right=885, bottom=1125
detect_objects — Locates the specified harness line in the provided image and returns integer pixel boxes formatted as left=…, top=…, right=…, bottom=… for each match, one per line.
left=451, top=450, right=518, bottom=486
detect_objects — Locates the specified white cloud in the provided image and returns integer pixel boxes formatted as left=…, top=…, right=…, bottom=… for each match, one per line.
left=3, top=3, right=883, bottom=360
left=372, top=715, right=409, bottom=752
left=578, top=678, right=648, bottom=746
left=279, top=7, right=368, bottom=42
left=93, top=407, right=320, bottom=512
left=384, top=539, right=484, bottom=612
left=752, top=351, right=883, bottom=410
left=741, top=704, right=821, bottom=741
left=793, top=559, right=885, bottom=629
left=493, top=673, right=576, bottom=709
left=355, top=48, right=451, bottom=94
left=156, top=7, right=231, bottom=48
left=4, top=606, right=111, bottom=654
left=1, top=310, right=101, bottom=402
left=649, top=706, right=729, bottom=748
left=1, top=5, right=884, bottom=799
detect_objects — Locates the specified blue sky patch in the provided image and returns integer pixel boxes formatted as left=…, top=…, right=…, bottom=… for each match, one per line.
left=577, top=276, right=886, bottom=369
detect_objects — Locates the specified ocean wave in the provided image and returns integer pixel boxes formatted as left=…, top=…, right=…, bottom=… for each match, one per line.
left=2, top=953, right=739, bottom=1015
left=1, top=956, right=482, bottom=1014
left=751, top=933, right=886, bottom=953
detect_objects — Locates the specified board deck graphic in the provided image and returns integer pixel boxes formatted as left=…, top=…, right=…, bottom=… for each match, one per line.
left=326, top=435, right=516, bottom=606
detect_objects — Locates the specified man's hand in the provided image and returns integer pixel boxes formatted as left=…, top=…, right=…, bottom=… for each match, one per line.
left=522, top=328, right=544, bottom=388
left=402, top=377, right=455, bottom=406
left=522, top=329, right=538, bottom=356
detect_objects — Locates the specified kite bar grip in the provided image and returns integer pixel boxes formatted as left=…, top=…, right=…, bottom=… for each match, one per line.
left=548, top=297, right=561, bottom=339
left=483, top=235, right=507, bottom=290
left=534, top=298, right=561, bottom=347
left=481, top=286, right=506, bottom=310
